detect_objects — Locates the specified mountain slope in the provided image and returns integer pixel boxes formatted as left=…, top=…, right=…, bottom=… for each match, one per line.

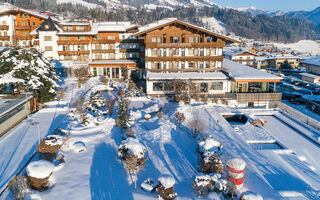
left=287, top=7, right=320, bottom=24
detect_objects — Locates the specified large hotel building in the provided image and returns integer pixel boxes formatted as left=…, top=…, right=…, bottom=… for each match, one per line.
left=0, top=5, right=282, bottom=106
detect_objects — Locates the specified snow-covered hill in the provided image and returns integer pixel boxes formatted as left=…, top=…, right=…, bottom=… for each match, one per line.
left=201, top=16, right=227, bottom=34
left=274, top=40, right=320, bottom=56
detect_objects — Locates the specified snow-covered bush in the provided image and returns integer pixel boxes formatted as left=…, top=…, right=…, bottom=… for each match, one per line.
left=188, top=116, right=204, bottom=137
left=198, top=136, right=223, bottom=156
left=118, top=138, right=147, bottom=188
left=193, top=173, right=229, bottom=197
left=38, top=134, right=66, bottom=161
left=174, top=112, right=185, bottom=126
left=8, top=176, right=28, bottom=200
left=0, top=47, right=59, bottom=102
left=156, top=175, right=177, bottom=200
left=25, top=160, right=55, bottom=191
left=144, top=113, right=151, bottom=120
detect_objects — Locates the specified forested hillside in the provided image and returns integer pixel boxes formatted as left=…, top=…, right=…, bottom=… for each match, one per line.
left=3, top=0, right=320, bottom=42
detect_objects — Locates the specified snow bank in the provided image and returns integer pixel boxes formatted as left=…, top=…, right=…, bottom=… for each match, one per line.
left=240, top=191, right=263, bottom=200
left=198, top=136, right=222, bottom=153
left=26, top=160, right=55, bottom=179
left=72, top=141, right=86, bottom=153
left=158, top=175, right=175, bottom=189
left=118, top=138, right=146, bottom=159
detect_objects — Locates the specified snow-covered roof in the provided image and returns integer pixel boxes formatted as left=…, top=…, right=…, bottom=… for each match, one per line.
left=224, top=48, right=257, bottom=57
left=265, top=54, right=301, bottom=60
left=95, top=21, right=138, bottom=32
left=147, top=71, right=227, bottom=80
left=223, top=59, right=282, bottom=81
left=300, top=56, right=320, bottom=67
left=59, top=22, right=90, bottom=26
left=89, top=60, right=137, bottom=65
left=300, top=73, right=320, bottom=79
left=134, top=18, right=239, bottom=43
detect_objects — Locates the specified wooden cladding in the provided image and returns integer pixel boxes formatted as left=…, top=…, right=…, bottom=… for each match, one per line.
left=92, top=49, right=115, bottom=53
left=15, top=26, right=31, bottom=30
left=58, top=50, right=90, bottom=55
left=57, top=40, right=90, bottom=45
left=236, top=93, right=282, bottom=103
left=92, top=40, right=117, bottom=44
left=0, top=25, right=9, bottom=30
left=145, top=41, right=224, bottom=49
left=16, top=36, right=32, bottom=40
left=0, top=36, right=10, bottom=40
left=146, top=56, right=223, bottom=62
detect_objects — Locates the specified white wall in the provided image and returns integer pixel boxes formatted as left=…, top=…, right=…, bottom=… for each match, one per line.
left=39, top=31, right=59, bottom=60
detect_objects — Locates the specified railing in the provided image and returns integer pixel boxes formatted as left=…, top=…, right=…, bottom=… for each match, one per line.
left=58, top=50, right=90, bottom=55
left=148, top=68, right=223, bottom=73
left=92, top=40, right=117, bottom=44
left=236, top=92, right=282, bottom=103
left=92, top=49, right=115, bottom=53
left=0, top=36, right=10, bottom=40
left=270, top=101, right=320, bottom=131
left=119, top=48, right=140, bottom=53
left=16, top=36, right=32, bottom=40
left=15, top=26, right=31, bottom=30
left=0, top=25, right=9, bottom=30
left=57, top=40, right=90, bottom=45
left=146, top=56, right=223, bottom=62
left=145, top=41, right=224, bottom=48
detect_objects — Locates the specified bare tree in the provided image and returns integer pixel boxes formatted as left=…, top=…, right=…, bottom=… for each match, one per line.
left=8, top=176, right=28, bottom=200
left=105, top=98, right=116, bottom=116
left=101, top=76, right=109, bottom=85
left=124, top=154, right=147, bottom=189
left=73, top=63, right=89, bottom=88
left=73, top=97, right=87, bottom=122
left=188, top=116, right=204, bottom=137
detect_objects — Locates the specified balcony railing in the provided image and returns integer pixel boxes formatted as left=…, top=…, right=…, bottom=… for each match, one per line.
left=236, top=92, right=282, bottom=103
left=148, top=68, right=223, bottom=73
left=0, top=36, right=10, bottom=40
left=92, top=49, right=115, bottom=53
left=15, top=26, right=31, bottom=30
left=16, top=36, right=32, bottom=40
left=57, top=40, right=90, bottom=45
left=145, top=41, right=224, bottom=48
left=119, top=48, right=140, bottom=53
left=0, top=25, right=9, bottom=30
left=92, top=40, right=116, bottom=44
left=58, top=50, right=90, bottom=56
left=146, top=56, right=223, bottom=62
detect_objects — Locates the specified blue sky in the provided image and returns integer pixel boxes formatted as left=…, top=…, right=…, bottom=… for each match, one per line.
left=211, top=0, right=320, bottom=12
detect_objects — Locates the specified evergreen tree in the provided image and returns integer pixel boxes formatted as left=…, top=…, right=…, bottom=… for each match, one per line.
left=117, top=95, right=130, bottom=129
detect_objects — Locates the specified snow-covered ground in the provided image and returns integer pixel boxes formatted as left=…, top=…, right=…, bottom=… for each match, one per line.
left=274, top=40, right=320, bottom=56
left=201, top=17, right=227, bottom=34
left=2, top=77, right=320, bottom=199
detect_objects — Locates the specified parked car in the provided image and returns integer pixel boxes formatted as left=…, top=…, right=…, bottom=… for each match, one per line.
left=313, top=89, right=320, bottom=95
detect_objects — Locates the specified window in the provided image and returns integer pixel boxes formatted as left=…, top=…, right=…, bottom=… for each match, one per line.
left=181, top=36, right=185, bottom=43
left=153, top=82, right=163, bottom=91
left=3, top=31, right=7, bottom=36
left=157, top=37, right=161, bottom=43
left=152, top=49, right=157, bottom=56
left=32, top=22, right=36, bottom=26
left=44, top=36, right=52, bottom=41
left=93, top=67, right=97, bottom=76
left=181, top=49, right=185, bottom=56
left=63, top=45, right=70, bottom=51
left=206, top=36, right=211, bottom=42
left=22, top=32, right=26, bottom=36
left=76, top=26, right=84, bottom=31
left=188, top=48, right=194, bottom=56
left=24, top=13, right=27, bottom=18
left=95, top=44, right=102, bottom=50
left=78, top=45, right=85, bottom=51
left=174, top=37, right=179, bottom=43
left=78, top=36, right=85, bottom=40
left=189, top=37, right=194, bottom=43
left=170, top=37, right=173, bottom=43
left=21, top=22, right=25, bottom=26
left=151, top=37, right=157, bottom=43
left=2, top=21, right=6, bottom=25
left=19, top=13, right=23, bottom=18
left=200, top=83, right=208, bottom=92
left=200, top=49, right=204, bottom=56
left=173, top=49, right=179, bottom=56
left=45, top=46, right=53, bottom=51
left=181, top=62, right=185, bottom=69
left=95, top=54, right=103, bottom=59
left=97, top=35, right=102, bottom=40
left=44, top=25, right=49, bottom=30
left=108, top=35, right=115, bottom=40
left=62, top=36, right=69, bottom=40
left=211, top=82, right=223, bottom=90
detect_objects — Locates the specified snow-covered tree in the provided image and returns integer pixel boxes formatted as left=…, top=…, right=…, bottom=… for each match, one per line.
left=0, top=47, right=59, bottom=102
left=117, top=95, right=130, bottom=128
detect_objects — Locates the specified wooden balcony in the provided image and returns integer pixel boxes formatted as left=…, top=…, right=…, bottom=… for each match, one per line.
left=146, top=56, right=223, bottom=62
left=236, top=92, right=282, bottom=103
left=16, top=36, right=32, bottom=40
left=145, top=41, right=224, bottom=48
left=92, top=40, right=116, bottom=44
left=0, top=36, right=10, bottom=40
left=92, top=49, right=115, bottom=53
left=57, top=40, right=90, bottom=45
left=58, top=50, right=90, bottom=56
left=15, top=26, right=31, bottom=30
left=0, top=25, right=9, bottom=30
left=148, top=68, right=222, bottom=73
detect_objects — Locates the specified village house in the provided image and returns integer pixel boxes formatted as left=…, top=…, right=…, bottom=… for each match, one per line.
left=224, top=48, right=258, bottom=67
left=300, top=56, right=320, bottom=83
left=266, top=54, right=301, bottom=69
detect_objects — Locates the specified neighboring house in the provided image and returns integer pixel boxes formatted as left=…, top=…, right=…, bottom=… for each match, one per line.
left=224, top=48, right=258, bottom=67
left=266, top=54, right=301, bottom=69
left=300, top=73, right=320, bottom=84
left=300, top=56, right=320, bottom=75
left=252, top=56, right=268, bottom=69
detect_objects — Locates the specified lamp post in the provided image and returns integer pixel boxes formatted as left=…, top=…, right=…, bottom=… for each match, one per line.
left=30, top=121, right=40, bottom=146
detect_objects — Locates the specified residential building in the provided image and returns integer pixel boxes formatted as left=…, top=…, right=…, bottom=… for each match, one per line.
left=300, top=56, right=320, bottom=75
left=224, top=48, right=258, bottom=67
left=266, top=54, right=301, bottom=69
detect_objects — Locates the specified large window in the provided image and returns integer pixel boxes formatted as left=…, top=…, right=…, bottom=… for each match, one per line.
left=45, top=46, right=52, bottom=51
left=108, top=35, right=115, bottom=40
left=44, top=36, right=52, bottom=41
left=153, top=82, right=163, bottom=91
left=211, top=82, right=223, bottom=90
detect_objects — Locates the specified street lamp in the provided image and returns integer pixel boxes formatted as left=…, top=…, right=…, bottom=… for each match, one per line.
left=30, top=121, right=40, bottom=146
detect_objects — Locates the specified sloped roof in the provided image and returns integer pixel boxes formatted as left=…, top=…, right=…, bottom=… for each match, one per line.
left=134, top=18, right=239, bottom=43
left=37, top=17, right=59, bottom=32
left=300, top=56, right=320, bottom=67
